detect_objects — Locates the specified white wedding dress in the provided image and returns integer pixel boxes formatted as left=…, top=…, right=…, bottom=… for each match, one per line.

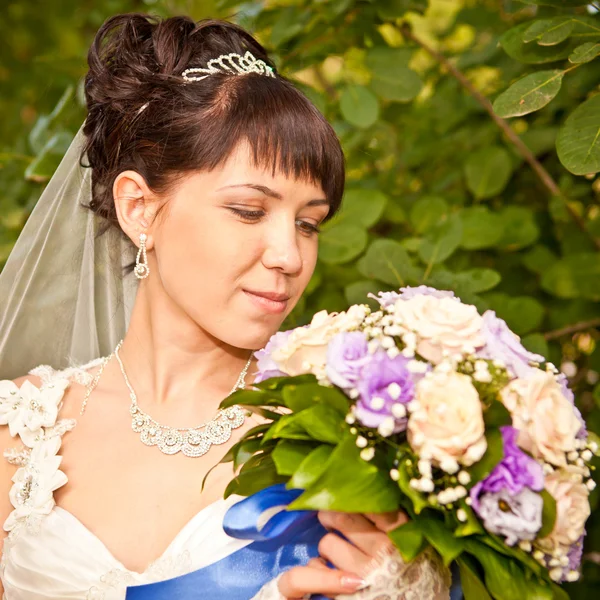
left=0, top=360, right=451, bottom=600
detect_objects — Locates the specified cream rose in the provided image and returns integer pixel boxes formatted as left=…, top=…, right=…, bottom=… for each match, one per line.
left=536, top=466, right=590, bottom=554
left=500, top=371, right=581, bottom=467
left=271, top=305, right=368, bottom=376
left=393, top=295, right=483, bottom=364
left=407, top=370, right=487, bottom=468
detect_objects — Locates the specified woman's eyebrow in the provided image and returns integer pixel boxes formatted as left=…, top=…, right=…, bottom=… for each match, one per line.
left=217, top=183, right=328, bottom=206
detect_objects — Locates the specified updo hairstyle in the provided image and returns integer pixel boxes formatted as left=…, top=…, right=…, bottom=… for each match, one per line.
left=81, top=13, right=345, bottom=234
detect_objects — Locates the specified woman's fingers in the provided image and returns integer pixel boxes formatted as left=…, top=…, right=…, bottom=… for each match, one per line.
left=318, top=511, right=395, bottom=558
left=317, top=531, right=372, bottom=575
left=278, top=565, right=367, bottom=599
left=364, top=509, right=409, bottom=532
left=307, top=557, right=329, bottom=570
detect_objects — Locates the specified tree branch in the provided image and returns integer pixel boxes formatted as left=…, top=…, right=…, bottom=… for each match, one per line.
left=399, top=24, right=600, bottom=252
left=543, top=318, right=600, bottom=341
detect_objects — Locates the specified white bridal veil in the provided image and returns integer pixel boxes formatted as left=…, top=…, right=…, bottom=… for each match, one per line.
left=0, top=122, right=138, bottom=379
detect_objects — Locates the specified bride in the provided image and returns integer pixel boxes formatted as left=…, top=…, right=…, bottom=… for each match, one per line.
left=0, top=13, right=451, bottom=600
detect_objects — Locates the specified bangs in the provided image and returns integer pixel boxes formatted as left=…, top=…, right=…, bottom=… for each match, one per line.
left=191, top=74, right=345, bottom=220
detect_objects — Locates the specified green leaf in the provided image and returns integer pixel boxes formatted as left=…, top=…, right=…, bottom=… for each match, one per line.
left=541, top=252, right=600, bottom=300
left=357, top=238, right=421, bottom=286
left=557, top=94, right=600, bottom=176
left=253, top=374, right=316, bottom=393
left=454, top=502, right=485, bottom=537
left=344, top=280, right=387, bottom=310
left=517, top=0, right=591, bottom=6
left=365, top=46, right=413, bottom=71
left=465, top=147, right=513, bottom=200
left=339, top=85, right=380, bottom=128
left=418, top=213, right=463, bottom=265
left=418, top=517, right=466, bottom=566
left=319, top=223, right=368, bottom=264
left=521, top=333, right=549, bottom=359
left=272, top=440, right=318, bottom=476
left=224, top=459, right=288, bottom=498
left=288, top=444, right=335, bottom=489
left=460, top=206, right=505, bottom=250
left=500, top=22, right=580, bottom=65
left=388, top=520, right=428, bottom=562
left=25, top=132, right=73, bottom=183
left=469, top=428, right=504, bottom=484
left=522, top=245, right=558, bottom=274
left=264, top=404, right=346, bottom=445
left=483, top=401, right=512, bottom=428
left=483, top=293, right=545, bottom=335
left=397, top=457, right=429, bottom=515
left=454, top=269, right=502, bottom=295
left=569, top=41, right=600, bottom=64
left=497, top=206, right=540, bottom=251
left=538, top=489, right=557, bottom=539
left=220, top=388, right=285, bottom=409
left=458, top=555, right=493, bottom=600
left=463, top=539, right=555, bottom=600
left=289, top=435, right=401, bottom=512
left=370, top=65, right=423, bottom=103
left=410, top=196, right=448, bottom=234
left=523, top=18, right=575, bottom=46
left=282, top=382, right=350, bottom=416
left=329, top=188, right=388, bottom=229
left=493, top=70, right=564, bottom=118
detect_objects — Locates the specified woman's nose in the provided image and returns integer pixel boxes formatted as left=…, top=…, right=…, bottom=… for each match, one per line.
left=261, top=221, right=303, bottom=275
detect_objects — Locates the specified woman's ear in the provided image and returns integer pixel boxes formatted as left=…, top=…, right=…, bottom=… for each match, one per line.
left=113, top=170, right=158, bottom=250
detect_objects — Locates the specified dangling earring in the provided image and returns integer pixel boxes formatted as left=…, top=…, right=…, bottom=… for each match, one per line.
left=134, top=232, right=150, bottom=280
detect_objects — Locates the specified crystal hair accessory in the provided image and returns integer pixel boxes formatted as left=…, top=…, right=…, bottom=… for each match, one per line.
left=181, top=51, right=275, bottom=82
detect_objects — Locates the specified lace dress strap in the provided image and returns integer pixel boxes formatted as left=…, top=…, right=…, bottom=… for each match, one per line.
left=0, top=358, right=103, bottom=540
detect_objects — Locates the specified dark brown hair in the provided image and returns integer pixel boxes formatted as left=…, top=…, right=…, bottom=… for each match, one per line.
left=81, top=13, right=345, bottom=233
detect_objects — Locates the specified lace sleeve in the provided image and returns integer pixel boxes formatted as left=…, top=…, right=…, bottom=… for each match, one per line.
left=249, top=546, right=451, bottom=600
left=337, top=546, right=451, bottom=600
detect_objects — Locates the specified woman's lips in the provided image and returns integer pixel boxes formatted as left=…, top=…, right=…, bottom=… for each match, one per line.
left=243, top=290, right=288, bottom=314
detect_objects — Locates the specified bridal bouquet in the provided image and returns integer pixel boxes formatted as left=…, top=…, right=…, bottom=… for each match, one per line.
left=218, top=286, right=596, bottom=600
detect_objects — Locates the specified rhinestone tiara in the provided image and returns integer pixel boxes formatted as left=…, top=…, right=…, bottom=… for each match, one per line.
left=181, top=50, right=275, bottom=82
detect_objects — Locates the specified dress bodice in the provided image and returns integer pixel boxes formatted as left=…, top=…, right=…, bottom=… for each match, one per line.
left=0, top=360, right=252, bottom=599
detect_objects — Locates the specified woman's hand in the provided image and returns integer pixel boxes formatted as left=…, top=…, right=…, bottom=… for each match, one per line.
left=277, top=510, right=408, bottom=599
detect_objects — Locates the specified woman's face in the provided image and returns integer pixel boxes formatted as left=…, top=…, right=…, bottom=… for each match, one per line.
left=150, top=139, right=330, bottom=350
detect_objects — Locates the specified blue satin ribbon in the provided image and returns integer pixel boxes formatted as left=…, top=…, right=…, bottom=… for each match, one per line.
left=126, top=484, right=329, bottom=600
left=126, top=483, right=463, bottom=600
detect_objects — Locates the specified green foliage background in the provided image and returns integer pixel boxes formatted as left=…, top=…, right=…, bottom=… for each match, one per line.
left=1, top=0, right=600, bottom=596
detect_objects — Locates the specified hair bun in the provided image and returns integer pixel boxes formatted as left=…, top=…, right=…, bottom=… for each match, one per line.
left=84, top=13, right=273, bottom=115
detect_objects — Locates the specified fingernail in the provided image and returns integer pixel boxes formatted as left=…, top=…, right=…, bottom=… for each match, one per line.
left=340, top=576, right=369, bottom=590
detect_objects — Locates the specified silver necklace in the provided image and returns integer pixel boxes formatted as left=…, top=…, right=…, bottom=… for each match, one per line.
left=112, top=340, right=253, bottom=458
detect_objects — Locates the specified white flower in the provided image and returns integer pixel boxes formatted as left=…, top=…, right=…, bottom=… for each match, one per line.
left=4, top=435, right=68, bottom=532
left=408, top=371, right=486, bottom=468
left=392, top=295, right=484, bottom=364
left=0, top=379, right=68, bottom=448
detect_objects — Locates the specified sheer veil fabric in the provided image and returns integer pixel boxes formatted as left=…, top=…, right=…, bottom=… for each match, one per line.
left=0, top=122, right=138, bottom=379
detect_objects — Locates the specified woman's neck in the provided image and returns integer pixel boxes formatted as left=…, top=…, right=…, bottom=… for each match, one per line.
left=113, top=282, right=257, bottom=411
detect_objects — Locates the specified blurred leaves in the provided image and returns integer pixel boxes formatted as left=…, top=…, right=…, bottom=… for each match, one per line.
left=4, top=0, right=600, bottom=593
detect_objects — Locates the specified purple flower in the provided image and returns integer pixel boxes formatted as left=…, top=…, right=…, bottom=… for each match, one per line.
left=475, top=487, right=543, bottom=546
left=254, top=329, right=294, bottom=383
left=471, top=426, right=544, bottom=514
left=568, top=533, right=584, bottom=572
left=557, top=373, right=587, bottom=440
left=398, top=286, right=456, bottom=301
left=478, top=311, right=544, bottom=379
left=368, top=286, right=455, bottom=308
left=325, top=331, right=370, bottom=390
left=354, top=351, right=418, bottom=433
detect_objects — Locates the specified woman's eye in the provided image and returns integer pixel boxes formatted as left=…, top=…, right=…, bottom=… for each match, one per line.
left=229, top=208, right=265, bottom=221
left=296, top=220, right=321, bottom=235
left=228, top=208, right=320, bottom=235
